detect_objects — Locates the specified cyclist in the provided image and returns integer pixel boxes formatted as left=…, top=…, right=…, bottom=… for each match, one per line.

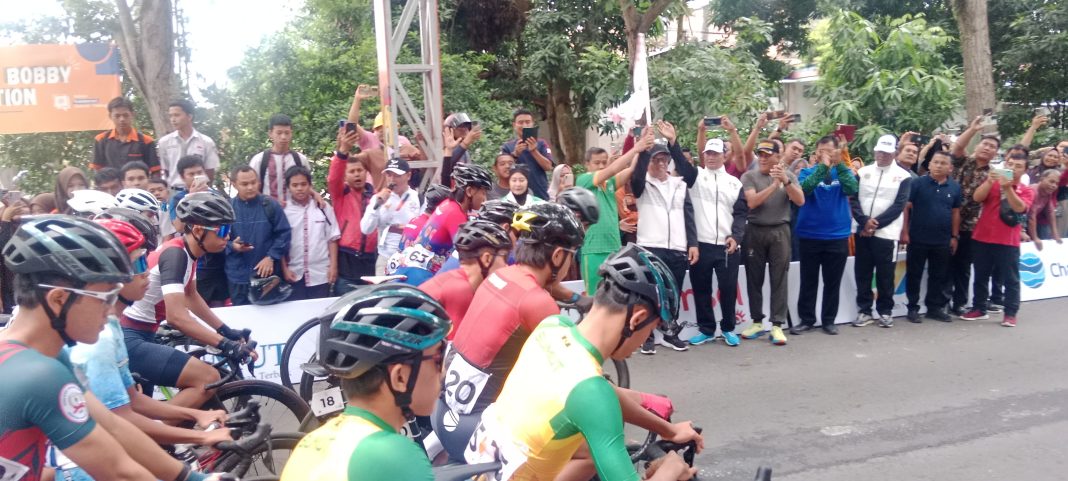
left=466, top=244, right=700, bottom=481
left=67, top=189, right=118, bottom=218
left=418, top=219, right=513, bottom=339
left=122, top=191, right=258, bottom=409
left=550, top=187, right=601, bottom=310
left=431, top=202, right=584, bottom=461
left=280, top=284, right=449, bottom=481
left=115, top=188, right=162, bottom=220
left=436, top=198, right=520, bottom=274
left=399, top=183, right=451, bottom=251
left=0, top=215, right=202, bottom=481
left=51, top=218, right=231, bottom=481
left=387, top=164, right=492, bottom=285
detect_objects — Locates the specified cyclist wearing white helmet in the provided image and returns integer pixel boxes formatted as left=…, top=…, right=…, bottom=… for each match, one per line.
left=67, top=189, right=118, bottom=217
left=116, top=188, right=162, bottom=218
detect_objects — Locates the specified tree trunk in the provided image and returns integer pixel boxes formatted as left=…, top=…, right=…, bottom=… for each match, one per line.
left=619, top=0, right=679, bottom=73
left=951, top=0, right=996, bottom=121
left=547, top=79, right=585, bottom=166
left=115, top=0, right=176, bottom=137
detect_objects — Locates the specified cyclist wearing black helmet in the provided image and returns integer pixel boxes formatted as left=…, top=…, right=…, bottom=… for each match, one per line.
left=431, top=202, right=583, bottom=461
left=386, top=164, right=492, bottom=285
left=434, top=198, right=520, bottom=275
left=280, top=284, right=449, bottom=481
left=399, top=183, right=451, bottom=251
left=418, top=220, right=513, bottom=339
left=466, top=244, right=702, bottom=481
left=0, top=216, right=203, bottom=481
left=122, top=192, right=258, bottom=410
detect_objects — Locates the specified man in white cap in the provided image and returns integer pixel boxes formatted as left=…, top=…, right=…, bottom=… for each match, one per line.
left=850, top=134, right=913, bottom=328
left=361, top=157, right=422, bottom=274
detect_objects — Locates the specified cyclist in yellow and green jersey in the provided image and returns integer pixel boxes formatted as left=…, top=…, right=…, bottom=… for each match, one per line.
left=279, top=284, right=450, bottom=481
left=466, top=244, right=702, bottom=481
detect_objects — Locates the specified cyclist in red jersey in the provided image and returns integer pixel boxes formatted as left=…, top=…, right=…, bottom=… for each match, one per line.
left=399, top=183, right=451, bottom=251
left=122, top=192, right=258, bottom=409
left=431, top=202, right=585, bottom=461
left=418, top=219, right=512, bottom=339
left=0, top=216, right=210, bottom=481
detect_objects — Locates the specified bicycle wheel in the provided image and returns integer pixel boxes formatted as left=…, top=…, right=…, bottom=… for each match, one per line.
left=605, top=359, right=630, bottom=389
left=210, top=380, right=310, bottom=433
left=279, top=318, right=320, bottom=392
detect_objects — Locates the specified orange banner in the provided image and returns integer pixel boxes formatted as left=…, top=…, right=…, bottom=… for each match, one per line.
left=0, top=43, right=122, bottom=134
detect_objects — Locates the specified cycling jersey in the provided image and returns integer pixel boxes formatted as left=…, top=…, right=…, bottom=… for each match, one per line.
left=387, top=198, right=468, bottom=274
left=0, top=342, right=96, bottom=481
left=123, top=237, right=197, bottom=327
left=418, top=268, right=475, bottom=340
left=465, top=316, right=635, bottom=481
left=68, top=318, right=136, bottom=410
left=280, top=406, right=433, bottom=481
left=399, top=212, right=430, bottom=251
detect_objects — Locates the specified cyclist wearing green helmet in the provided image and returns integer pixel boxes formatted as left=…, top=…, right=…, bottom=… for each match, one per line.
left=466, top=244, right=702, bottom=481
left=281, top=284, right=450, bottom=481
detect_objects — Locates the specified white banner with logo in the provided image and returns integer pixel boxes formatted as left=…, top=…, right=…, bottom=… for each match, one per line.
left=206, top=244, right=1062, bottom=384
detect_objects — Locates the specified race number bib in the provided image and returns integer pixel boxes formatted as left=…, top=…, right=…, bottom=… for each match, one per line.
left=443, top=354, right=491, bottom=415
left=403, top=245, right=435, bottom=270
left=310, top=386, right=345, bottom=418
left=0, top=456, right=29, bottom=481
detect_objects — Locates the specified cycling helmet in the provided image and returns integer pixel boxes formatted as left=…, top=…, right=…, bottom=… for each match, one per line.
left=451, top=164, right=493, bottom=190
left=423, top=183, right=451, bottom=212
left=249, top=275, right=293, bottom=306
left=599, top=244, right=680, bottom=328
left=3, top=215, right=134, bottom=346
left=96, top=207, right=160, bottom=252
left=318, top=284, right=450, bottom=418
left=67, top=189, right=117, bottom=216
left=94, top=219, right=146, bottom=253
left=454, top=219, right=512, bottom=253
left=176, top=191, right=234, bottom=226
left=115, top=188, right=161, bottom=216
left=511, top=202, right=584, bottom=250
left=557, top=187, right=600, bottom=225
left=477, top=199, right=520, bottom=225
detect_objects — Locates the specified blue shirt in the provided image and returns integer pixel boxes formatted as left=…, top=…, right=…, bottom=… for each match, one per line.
left=501, top=138, right=554, bottom=200
left=908, top=175, right=962, bottom=246
left=797, top=164, right=856, bottom=240
left=226, top=194, right=292, bottom=284
left=67, top=317, right=136, bottom=411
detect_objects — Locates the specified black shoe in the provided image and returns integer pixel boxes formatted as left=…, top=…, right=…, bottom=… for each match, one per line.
left=790, top=324, right=815, bottom=335
left=907, top=308, right=921, bottom=323
left=950, top=305, right=966, bottom=317
left=640, top=338, right=656, bottom=355
left=926, top=310, right=952, bottom=322
left=821, top=324, right=839, bottom=335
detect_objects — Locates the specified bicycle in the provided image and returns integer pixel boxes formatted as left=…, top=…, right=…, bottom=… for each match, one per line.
left=557, top=300, right=631, bottom=388
left=186, top=401, right=303, bottom=480
left=278, top=317, right=320, bottom=395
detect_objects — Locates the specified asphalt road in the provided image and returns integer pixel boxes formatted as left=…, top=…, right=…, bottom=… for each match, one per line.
left=626, top=297, right=1068, bottom=481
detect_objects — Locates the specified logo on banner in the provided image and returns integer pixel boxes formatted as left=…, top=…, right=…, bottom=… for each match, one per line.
left=1019, top=253, right=1044, bottom=288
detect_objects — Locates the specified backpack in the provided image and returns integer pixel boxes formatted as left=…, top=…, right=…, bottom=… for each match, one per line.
left=255, top=149, right=304, bottom=191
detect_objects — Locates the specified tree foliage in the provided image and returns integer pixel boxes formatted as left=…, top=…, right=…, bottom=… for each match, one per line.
left=812, top=11, right=963, bottom=158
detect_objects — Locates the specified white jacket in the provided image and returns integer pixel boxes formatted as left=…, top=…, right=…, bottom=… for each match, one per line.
left=689, top=167, right=746, bottom=245
left=853, top=163, right=912, bottom=241
left=636, top=175, right=690, bottom=252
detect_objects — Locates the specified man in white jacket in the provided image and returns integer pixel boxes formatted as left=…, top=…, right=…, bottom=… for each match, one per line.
left=851, top=135, right=913, bottom=328
left=361, top=158, right=422, bottom=274
left=630, top=121, right=699, bottom=354
left=686, top=138, right=749, bottom=347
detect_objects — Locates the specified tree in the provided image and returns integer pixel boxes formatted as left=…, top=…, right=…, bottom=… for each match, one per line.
left=617, top=0, right=686, bottom=72
left=114, top=0, right=177, bottom=137
left=950, top=0, right=996, bottom=120
left=813, top=11, right=963, bottom=158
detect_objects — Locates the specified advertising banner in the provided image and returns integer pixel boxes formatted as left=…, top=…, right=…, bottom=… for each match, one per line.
left=1019, top=241, right=1068, bottom=302
left=0, top=43, right=121, bottom=134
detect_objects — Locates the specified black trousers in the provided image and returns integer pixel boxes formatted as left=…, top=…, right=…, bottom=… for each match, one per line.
left=854, top=235, right=897, bottom=316
left=905, top=243, right=951, bottom=311
left=797, top=237, right=849, bottom=327
left=972, top=241, right=1022, bottom=316
left=645, top=247, right=690, bottom=336
left=288, top=277, right=332, bottom=301
left=945, top=230, right=974, bottom=310
left=691, top=242, right=741, bottom=335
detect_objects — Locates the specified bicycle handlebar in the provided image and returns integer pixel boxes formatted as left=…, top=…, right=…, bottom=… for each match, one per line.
left=214, top=422, right=272, bottom=453
left=204, top=340, right=258, bottom=390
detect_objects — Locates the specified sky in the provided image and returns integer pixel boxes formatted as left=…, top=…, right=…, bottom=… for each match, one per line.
left=3, top=0, right=304, bottom=95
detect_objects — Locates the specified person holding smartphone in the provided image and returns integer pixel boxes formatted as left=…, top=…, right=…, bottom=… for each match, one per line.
left=501, top=108, right=554, bottom=200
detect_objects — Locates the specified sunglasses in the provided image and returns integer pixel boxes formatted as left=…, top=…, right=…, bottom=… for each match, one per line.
left=202, top=224, right=232, bottom=238
left=38, top=284, right=125, bottom=305
left=421, top=350, right=445, bottom=370
left=133, top=254, right=148, bottom=275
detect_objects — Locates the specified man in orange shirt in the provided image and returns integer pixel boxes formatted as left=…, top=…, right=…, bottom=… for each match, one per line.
left=91, top=97, right=160, bottom=176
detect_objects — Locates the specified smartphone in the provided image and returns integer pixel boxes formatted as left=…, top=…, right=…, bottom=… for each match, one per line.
left=982, top=108, right=998, bottom=126
left=345, top=122, right=357, bottom=133
left=994, top=168, right=1014, bottom=181
left=471, top=120, right=480, bottom=128
left=767, top=111, right=787, bottom=120
left=703, top=116, right=722, bottom=127
left=522, top=127, right=538, bottom=140
left=788, top=113, right=801, bottom=123
left=193, top=175, right=208, bottom=190
left=835, top=123, right=857, bottom=142
left=1036, top=106, right=1051, bottom=117
left=631, top=126, right=642, bottom=137
left=913, top=135, right=931, bottom=146
left=358, top=85, right=379, bottom=97
left=2, top=190, right=20, bottom=205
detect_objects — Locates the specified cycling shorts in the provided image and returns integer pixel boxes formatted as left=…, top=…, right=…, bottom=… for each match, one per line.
left=122, top=327, right=192, bottom=396
left=431, top=397, right=483, bottom=463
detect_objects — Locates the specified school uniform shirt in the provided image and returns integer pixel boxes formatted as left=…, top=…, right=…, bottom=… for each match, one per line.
left=284, top=197, right=341, bottom=287
left=248, top=150, right=310, bottom=202
left=157, top=129, right=221, bottom=189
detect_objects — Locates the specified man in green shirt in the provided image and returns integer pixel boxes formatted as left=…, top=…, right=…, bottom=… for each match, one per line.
left=576, top=137, right=652, bottom=295
left=280, top=284, right=450, bottom=481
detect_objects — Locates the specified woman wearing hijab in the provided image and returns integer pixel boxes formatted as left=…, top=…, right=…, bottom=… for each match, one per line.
left=547, top=164, right=574, bottom=202
left=503, top=164, right=544, bottom=207
left=1026, top=148, right=1062, bottom=185
left=55, top=166, right=89, bottom=214
left=28, top=193, right=56, bottom=215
